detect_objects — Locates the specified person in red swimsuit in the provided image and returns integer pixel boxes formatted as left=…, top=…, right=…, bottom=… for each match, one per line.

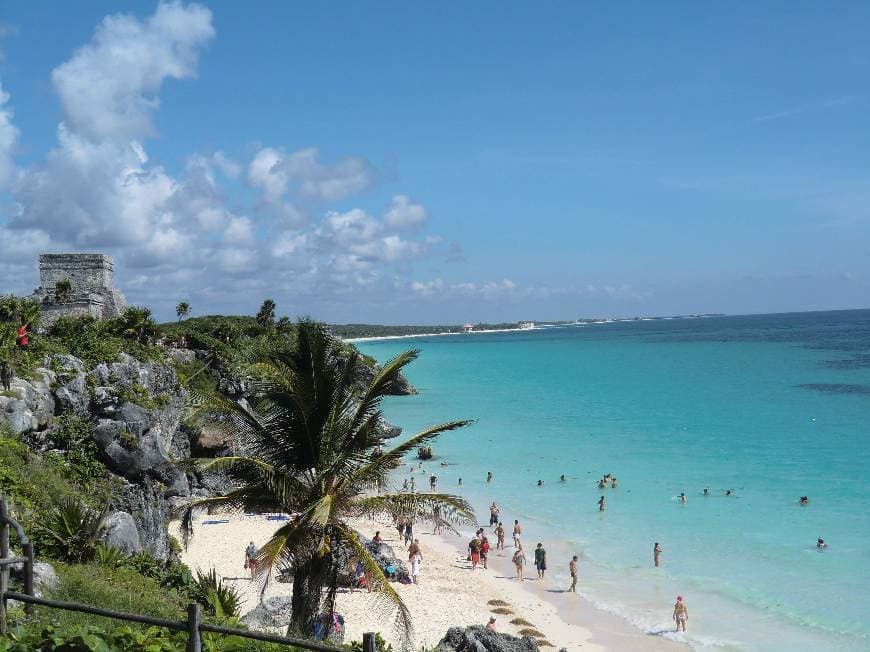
left=16, top=324, right=29, bottom=349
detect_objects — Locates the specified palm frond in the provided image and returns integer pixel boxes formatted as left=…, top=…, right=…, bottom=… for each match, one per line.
left=173, top=487, right=280, bottom=548
left=334, top=523, right=414, bottom=651
left=352, top=493, right=476, bottom=530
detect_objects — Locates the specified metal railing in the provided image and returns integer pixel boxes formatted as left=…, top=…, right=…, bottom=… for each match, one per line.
left=0, top=498, right=376, bottom=652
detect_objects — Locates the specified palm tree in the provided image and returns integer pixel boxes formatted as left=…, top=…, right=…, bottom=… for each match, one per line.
left=178, top=321, right=475, bottom=645
left=115, top=306, right=158, bottom=344
left=176, top=301, right=191, bottom=321
left=255, top=299, right=276, bottom=327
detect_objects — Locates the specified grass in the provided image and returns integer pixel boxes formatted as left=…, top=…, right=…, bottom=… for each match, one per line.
left=491, top=607, right=514, bottom=615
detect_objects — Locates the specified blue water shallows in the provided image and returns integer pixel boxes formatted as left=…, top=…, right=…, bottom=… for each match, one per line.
left=357, top=311, right=870, bottom=652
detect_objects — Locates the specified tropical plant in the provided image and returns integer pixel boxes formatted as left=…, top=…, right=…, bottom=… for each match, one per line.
left=194, top=567, right=243, bottom=618
left=94, top=542, right=127, bottom=567
left=178, top=320, right=475, bottom=645
left=176, top=301, right=191, bottom=321
left=37, top=495, right=109, bottom=562
left=113, top=306, right=159, bottom=344
left=255, top=299, right=276, bottom=327
left=54, top=278, right=73, bottom=304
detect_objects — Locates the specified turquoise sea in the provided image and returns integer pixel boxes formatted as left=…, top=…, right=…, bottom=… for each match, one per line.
left=357, top=310, right=870, bottom=651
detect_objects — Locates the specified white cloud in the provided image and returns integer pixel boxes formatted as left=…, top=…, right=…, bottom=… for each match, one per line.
left=51, top=1, right=214, bottom=142
left=249, top=146, right=375, bottom=204
left=384, top=194, right=428, bottom=230
left=1, top=2, right=458, bottom=318
left=0, top=80, right=18, bottom=187
left=410, top=277, right=517, bottom=299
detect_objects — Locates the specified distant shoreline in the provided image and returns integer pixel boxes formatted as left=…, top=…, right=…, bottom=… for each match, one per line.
left=343, top=326, right=533, bottom=343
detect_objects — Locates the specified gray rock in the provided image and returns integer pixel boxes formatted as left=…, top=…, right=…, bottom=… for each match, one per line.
left=164, top=469, right=190, bottom=498
left=435, top=626, right=540, bottom=652
left=0, top=370, right=56, bottom=433
left=241, top=596, right=293, bottom=630
left=11, top=561, right=58, bottom=599
left=103, top=510, right=142, bottom=554
left=166, top=348, right=195, bottom=365
left=51, top=355, right=88, bottom=413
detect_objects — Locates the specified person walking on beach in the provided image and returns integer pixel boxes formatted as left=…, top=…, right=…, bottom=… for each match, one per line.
left=513, top=520, right=522, bottom=548
left=408, top=538, right=421, bottom=562
left=244, top=541, right=258, bottom=578
left=469, top=534, right=481, bottom=571
left=480, top=535, right=491, bottom=569
left=673, top=596, right=688, bottom=632
left=496, top=522, right=505, bottom=550
left=569, top=555, right=578, bottom=592
left=534, top=543, right=547, bottom=579
left=411, top=551, right=422, bottom=584
left=404, top=520, right=413, bottom=546
left=654, top=542, right=663, bottom=567
left=598, top=496, right=605, bottom=511
left=512, top=545, right=527, bottom=581
left=489, top=502, right=499, bottom=526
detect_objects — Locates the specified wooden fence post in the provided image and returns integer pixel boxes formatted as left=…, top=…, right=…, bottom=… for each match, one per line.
left=186, top=603, right=202, bottom=652
left=362, top=631, right=377, bottom=652
left=22, top=542, right=34, bottom=616
left=1, top=498, right=9, bottom=636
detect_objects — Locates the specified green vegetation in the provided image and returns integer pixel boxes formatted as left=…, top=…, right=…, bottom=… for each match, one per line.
left=175, top=301, right=191, bottom=321
left=179, top=320, right=475, bottom=641
left=36, top=496, right=109, bottom=563
left=255, top=299, right=276, bottom=327
left=54, top=278, right=73, bottom=304
left=329, top=322, right=523, bottom=339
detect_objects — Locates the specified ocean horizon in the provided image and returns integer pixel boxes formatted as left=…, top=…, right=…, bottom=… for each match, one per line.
left=358, top=309, right=870, bottom=651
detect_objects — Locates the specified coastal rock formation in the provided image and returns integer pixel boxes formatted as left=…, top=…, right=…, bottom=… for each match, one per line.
left=0, top=367, right=56, bottom=434
left=435, top=626, right=540, bottom=652
left=103, top=510, right=143, bottom=554
left=241, top=596, right=293, bottom=629
left=355, top=362, right=417, bottom=396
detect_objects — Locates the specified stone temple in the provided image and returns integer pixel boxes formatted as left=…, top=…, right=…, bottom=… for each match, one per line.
left=32, top=253, right=127, bottom=325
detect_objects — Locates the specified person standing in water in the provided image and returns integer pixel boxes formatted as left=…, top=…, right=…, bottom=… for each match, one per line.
left=486, top=471, right=493, bottom=483
left=654, top=542, right=663, bottom=567
left=673, top=596, right=688, bottom=632
left=569, top=555, right=578, bottom=592
left=489, top=502, right=499, bottom=526
left=534, top=543, right=547, bottom=579
left=512, top=520, right=522, bottom=548
left=598, top=496, right=606, bottom=511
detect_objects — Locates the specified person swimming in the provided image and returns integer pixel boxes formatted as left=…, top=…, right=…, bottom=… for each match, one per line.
left=486, top=471, right=493, bottom=483
left=537, top=479, right=544, bottom=486
left=799, top=496, right=809, bottom=505
left=560, top=475, right=566, bottom=482
left=598, top=496, right=605, bottom=511
left=817, top=537, right=827, bottom=549
left=703, top=487, right=709, bottom=496
left=679, top=492, right=687, bottom=503
left=725, top=489, right=732, bottom=496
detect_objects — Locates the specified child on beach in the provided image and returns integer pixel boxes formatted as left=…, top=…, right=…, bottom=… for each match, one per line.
left=480, top=535, right=490, bottom=569
left=512, top=545, right=526, bottom=581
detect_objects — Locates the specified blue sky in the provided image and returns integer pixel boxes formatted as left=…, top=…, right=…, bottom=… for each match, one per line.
left=1, top=2, right=868, bottom=323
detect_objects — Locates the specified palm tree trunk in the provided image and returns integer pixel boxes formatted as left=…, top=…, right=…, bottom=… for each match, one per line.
left=289, top=553, right=333, bottom=638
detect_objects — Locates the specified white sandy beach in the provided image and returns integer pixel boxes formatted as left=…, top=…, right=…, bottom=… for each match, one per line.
left=172, top=513, right=683, bottom=651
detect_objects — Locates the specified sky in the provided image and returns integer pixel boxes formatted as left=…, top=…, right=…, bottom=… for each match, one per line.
left=0, top=2, right=868, bottom=324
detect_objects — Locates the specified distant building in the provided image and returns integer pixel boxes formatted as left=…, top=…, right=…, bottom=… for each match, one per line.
left=32, top=253, right=127, bottom=326
left=517, top=321, right=535, bottom=330
left=462, top=323, right=473, bottom=333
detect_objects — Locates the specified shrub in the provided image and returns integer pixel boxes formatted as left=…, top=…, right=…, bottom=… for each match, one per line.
left=36, top=496, right=108, bottom=563
left=194, top=568, right=243, bottom=618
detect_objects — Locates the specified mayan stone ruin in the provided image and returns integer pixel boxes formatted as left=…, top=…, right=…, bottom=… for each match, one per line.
left=32, top=253, right=127, bottom=325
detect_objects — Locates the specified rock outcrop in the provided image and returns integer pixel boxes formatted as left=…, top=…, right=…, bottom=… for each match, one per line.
left=241, top=596, right=293, bottom=629
left=0, top=368, right=56, bottom=434
left=435, top=626, right=540, bottom=652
